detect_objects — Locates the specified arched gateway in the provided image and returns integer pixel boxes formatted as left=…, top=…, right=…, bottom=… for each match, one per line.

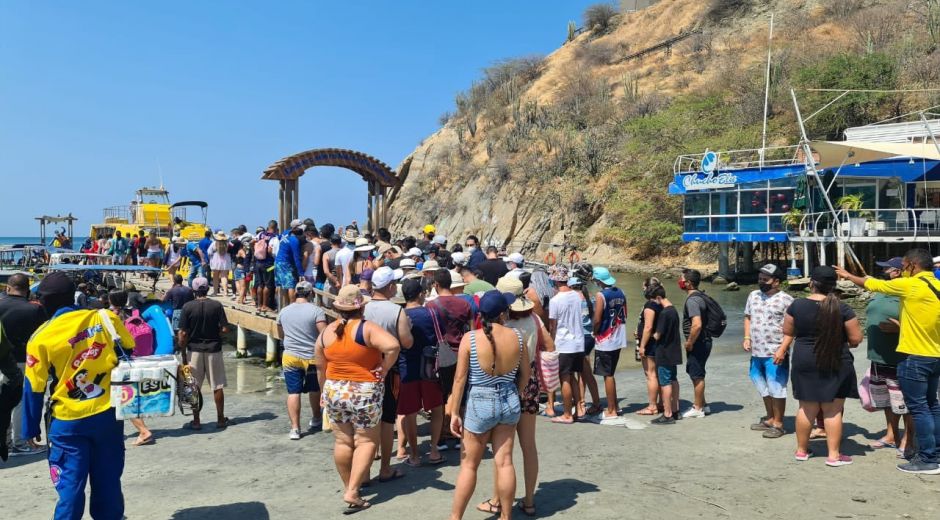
left=261, top=148, right=401, bottom=232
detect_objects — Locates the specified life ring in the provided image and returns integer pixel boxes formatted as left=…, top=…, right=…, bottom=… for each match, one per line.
left=568, top=251, right=582, bottom=264
left=544, top=252, right=557, bottom=265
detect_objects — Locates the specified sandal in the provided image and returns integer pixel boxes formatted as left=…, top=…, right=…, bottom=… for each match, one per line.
left=550, top=416, right=574, bottom=424
left=343, top=499, right=371, bottom=515
left=377, top=469, right=405, bottom=482
left=427, top=455, right=446, bottom=465
left=635, top=407, right=658, bottom=416
left=215, top=417, right=230, bottom=430
left=403, top=458, right=421, bottom=468
left=476, top=499, right=501, bottom=515
left=517, top=500, right=536, bottom=517
left=132, top=435, right=154, bottom=446
left=182, top=421, right=202, bottom=431
left=869, top=439, right=897, bottom=449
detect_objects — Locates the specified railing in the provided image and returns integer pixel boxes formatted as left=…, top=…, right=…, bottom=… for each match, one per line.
left=791, top=208, right=940, bottom=239
left=103, top=206, right=131, bottom=223
left=675, top=145, right=803, bottom=175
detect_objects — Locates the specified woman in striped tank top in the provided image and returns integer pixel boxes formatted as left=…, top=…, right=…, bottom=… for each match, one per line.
left=449, top=290, right=530, bottom=520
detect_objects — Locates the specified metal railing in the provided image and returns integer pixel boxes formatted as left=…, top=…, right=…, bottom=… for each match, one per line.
left=791, top=208, right=940, bottom=239
left=674, top=145, right=803, bottom=175
left=103, top=206, right=131, bottom=223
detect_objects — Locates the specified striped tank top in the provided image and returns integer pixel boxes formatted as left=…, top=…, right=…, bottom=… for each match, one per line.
left=469, top=328, right=523, bottom=387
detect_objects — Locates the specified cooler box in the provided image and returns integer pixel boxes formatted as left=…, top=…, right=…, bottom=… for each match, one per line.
left=110, top=355, right=179, bottom=419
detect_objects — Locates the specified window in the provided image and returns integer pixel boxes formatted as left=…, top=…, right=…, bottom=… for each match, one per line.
left=741, top=190, right=769, bottom=215
left=710, top=192, right=737, bottom=215
left=769, top=216, right=785, bottom=232
left=684, top=218, right=709, bottom=232
left=711, top=217, right=737, bottom=232
left=684, top=194, right=710, bottom=216
left=740, top=217, right=767, bottom=232
left=768, top=189, right=794, bottom=214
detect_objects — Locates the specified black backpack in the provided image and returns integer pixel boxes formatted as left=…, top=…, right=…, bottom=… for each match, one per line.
left=690, top=292, right=727, bottom=338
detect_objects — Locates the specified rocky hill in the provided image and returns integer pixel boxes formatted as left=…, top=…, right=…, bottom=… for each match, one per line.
left=387, top=0, right=940, bottom=270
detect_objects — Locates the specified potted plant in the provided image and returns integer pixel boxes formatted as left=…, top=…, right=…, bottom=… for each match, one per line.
left=836, top=194, right=868, bottom=237
left=781, top=208, right=805, bottom=236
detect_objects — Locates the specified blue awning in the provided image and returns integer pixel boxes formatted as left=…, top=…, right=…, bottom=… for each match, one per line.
left=682, top=232, right=789, bottom=243
left=823, top=157, right=940, bottom=182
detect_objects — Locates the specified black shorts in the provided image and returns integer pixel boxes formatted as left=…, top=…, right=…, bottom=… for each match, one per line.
left=583, top=335, right=596, bottom=355
left=438, top=364, right=456, bottom=402
left=255, top=264, right=275, bottom=289
left=685, top=337, right=712, bottom=380
left=558, top=352, right=585, bottom=376
left=381, top=372, right=399, bottom=424
left=593, top=349, right=621, bottom=377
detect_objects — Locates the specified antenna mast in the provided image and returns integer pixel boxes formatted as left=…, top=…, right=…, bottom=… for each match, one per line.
left=760, top=12, right=774, bottom=168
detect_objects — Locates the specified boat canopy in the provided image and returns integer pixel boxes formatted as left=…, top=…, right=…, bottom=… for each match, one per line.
left=170, top=201, right=208, bottom=209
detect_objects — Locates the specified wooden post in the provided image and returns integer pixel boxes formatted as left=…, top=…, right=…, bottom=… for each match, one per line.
left=367, top=182, right=375, bottom=234
left=291, top=179, right=299, bottom=223
left=278, top=180, right=287, bottom=232
left=265, top=334, right=277, bottom=366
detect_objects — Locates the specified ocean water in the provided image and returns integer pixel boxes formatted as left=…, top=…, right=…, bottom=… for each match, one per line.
left=0, top=236, right=89, bottom=246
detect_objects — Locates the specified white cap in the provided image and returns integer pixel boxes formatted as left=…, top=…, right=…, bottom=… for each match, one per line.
left=507, top=252, right=524, bottom=265
left=406, top=247, right=423, bottom=258
left=449, top=269, right=467, bottom=288
left=451, top=252, right=467, bottom=266
left=372, top=266, right=404, bottom=290
left=289, top=219, right=302, bottom=228
left=934, top=256, right=940, bottom=264
left=399, top=258, right=416, bottom=270
left=432, top=234, right=447, bottom=245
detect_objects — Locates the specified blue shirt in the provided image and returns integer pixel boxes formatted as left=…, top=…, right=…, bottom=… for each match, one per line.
left=467, top=248, right=486, bottom=269
left=185, top=242, right=202, bottom=266
left=275, top=234, right=305, bottom=274
left=401, top=307, right=437, bottom=383
left=198, top=237, right=212, bottom=258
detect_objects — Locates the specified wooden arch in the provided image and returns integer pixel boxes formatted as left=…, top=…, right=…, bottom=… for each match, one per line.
left=261, top=148, right=400, bottom=232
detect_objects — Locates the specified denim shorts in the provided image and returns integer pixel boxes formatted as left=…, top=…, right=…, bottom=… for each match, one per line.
left=657, top=364, right=678, bottom=386
left=463, top=383, right=521, bottom=434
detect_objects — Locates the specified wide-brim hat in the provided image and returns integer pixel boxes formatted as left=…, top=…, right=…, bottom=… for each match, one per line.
left=214, top=232, right=229, bottom=241
left=354, top=237, right=375, bottom=252
left=422, top=260, right=442, bottom=272
left=333, top=284, right=371, bottom=311
left=449, top=269, right=467, bottom=288
left=548, top=265, right=569, bottom=282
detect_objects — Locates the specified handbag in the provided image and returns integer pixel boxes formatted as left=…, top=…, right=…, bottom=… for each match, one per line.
left=430, top=307, right=458, bottom=368
left=532, top=315, right=560, bottom=392
left=858, top=366, right=875, bottom=412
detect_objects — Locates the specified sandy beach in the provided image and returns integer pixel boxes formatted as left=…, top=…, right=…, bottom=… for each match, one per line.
left=2, top=343, right=939, bottom=520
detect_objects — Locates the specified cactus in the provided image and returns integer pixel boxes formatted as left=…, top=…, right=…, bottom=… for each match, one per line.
left=568, top=21, right=577, bottom=42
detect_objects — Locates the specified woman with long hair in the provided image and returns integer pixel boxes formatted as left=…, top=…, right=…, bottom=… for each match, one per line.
left=315, top=285, right=400, bottom=514
left=774, top=266, right=862, bottom=466
left=207, top=232, right=232, bottom=297
left=449, top=290, right=530, bottom=520
left=145, top=231, right=163, bottom=268
left=636, top=277, right=664, bottom=415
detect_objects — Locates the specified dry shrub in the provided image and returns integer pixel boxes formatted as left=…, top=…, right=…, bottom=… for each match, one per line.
left=583, top=3, right=619, bottom=35
left=573, top=40, right=617, bottom=67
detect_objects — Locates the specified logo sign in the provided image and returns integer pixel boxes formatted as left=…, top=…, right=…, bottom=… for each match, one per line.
left=683, top=151, right=737, bottom=190
left=701, top=151, right=718, bottom=173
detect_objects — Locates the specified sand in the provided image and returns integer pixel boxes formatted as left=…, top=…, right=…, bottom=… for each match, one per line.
left=2, top=347, right=939, bottom=520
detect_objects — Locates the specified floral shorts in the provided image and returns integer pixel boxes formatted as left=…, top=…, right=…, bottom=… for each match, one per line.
left=521, top=360, right=540, bottom=415
left=322, top=379, right=384, bottom=430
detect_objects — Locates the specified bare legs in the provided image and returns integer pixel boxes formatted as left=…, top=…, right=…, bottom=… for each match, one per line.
left=602, top=376, right=619, bottom=417
left=661, top=381, right=679, bottom=418
left=129, top=418, right=152, bottom=446
left=333, top=423, right=378, bottom=508
left=451, top=425, right=516, bottom=520
left=797, top=399, right=845, bottom=459
left=642, top=356, right=661, bottom=412
left=560, top=373, right=581, bottom=421
left=489, top=412, right=537, bottom=512
left=191, top=388, right=225, bottom=429
left=692, top=377, right=706, bottom=410
left=578, top=357, right=600, bottom=415
left=287, top=392, right=319, bottom=431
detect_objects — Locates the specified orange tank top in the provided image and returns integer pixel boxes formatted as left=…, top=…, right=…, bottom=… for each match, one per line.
left=324, top=320, right=382, bottom=382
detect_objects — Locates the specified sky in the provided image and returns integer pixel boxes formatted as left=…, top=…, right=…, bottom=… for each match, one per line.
left=0, top=0, right=600, bottom=236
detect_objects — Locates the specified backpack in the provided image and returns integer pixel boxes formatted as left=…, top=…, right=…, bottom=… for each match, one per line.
left=124, top=309, right=154, bottom=357
left=253, top=234, right=270, bottom=261
left=690, top=292, right=727, bottom=338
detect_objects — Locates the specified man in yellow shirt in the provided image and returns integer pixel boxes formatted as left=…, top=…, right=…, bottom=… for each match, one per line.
left=836, top=248, right=940, bottom=475
left=22, top=272, right=135, bottom=519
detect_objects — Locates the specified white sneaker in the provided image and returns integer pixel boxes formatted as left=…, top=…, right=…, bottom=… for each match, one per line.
left=289, top=429, right=301, bottom=440
left=308, top=418, right=323, bottom=430
left=681, top=407, right=706, bottom=419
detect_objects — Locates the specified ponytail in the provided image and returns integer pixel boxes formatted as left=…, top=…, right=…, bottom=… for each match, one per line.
left=813, top=281, right=844, bottom=372
left=482, top=316, right=497, bottom=372
left=335, top=317, right=348, bottom=340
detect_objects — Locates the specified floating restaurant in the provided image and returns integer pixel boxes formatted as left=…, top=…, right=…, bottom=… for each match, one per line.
left=669, top=110, right=940, bottom=279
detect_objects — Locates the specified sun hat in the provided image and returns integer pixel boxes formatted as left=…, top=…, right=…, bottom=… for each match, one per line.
left=451, top=252, right=468, bottom=266
left=422, top=260, right=442, bottom=272
left=354, top=237, right=375, bottom=252
left=289, top=219, right=303, bottom=229
left=548, top=264, right=569, bottom=282
left=399, top=258, right=416, bottom=270
left=192, top=277, right=210, bottom=292
left=343, top=228, right=359, bottom=242
left=406, top=247, right=423, bottom=258
left=377, top=242, right=394, bottom=256
left=592, top=266, right=617, bottom=286
left=390, top=285, right=406, bottom=305
left=372, top=266, right=404, bottom=290
left=255, top=226, right=264, bottom=233
left=507, top=252, right=524, bottom=265
left=423, top=224, right=436, bottom=234
left=432, top=234, right=447, bottom=245
left=449, top=269, right=467, bottom=288
left=479, top=290, right=516, bottom=320
left=810, top=266, right=838, bottom=285
left=758, top=263, right=785, bottom=281
left=213, top=231, right=229, bottom=241
left=333, top=284, right=370, bottom=311
left=496, top=276, right=533, bottom=312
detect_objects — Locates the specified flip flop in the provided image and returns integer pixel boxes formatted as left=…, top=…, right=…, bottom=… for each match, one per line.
left=517, top=500, right=536, bottom=517
left=403, top=458, right=421, bottom=468
left=550, top=416, right=574, bottom=424
left=182, top=421, right=202, bottom=431
left=215, top=417, right=230, bottom=430
left=585, top=405, right=603, bottom=415
left=635, top=407, right=658, bottom=416
left=427, top=455, right=446, bottom=465
left=476, top=499, right=501, bottom=515
left=395, top=454, right=409, bottom=462
left=377, top=469, right=405, bottom=483
left=343, top=500, right=372, bottom=515
left=870, top=439, right=897, bottom=449
left=132, top=435, right=154, bottom=446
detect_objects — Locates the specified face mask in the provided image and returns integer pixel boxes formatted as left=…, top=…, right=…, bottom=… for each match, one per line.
left=677, top=279, right=689, bottom=291
left=466, top=245, right=476, bottom=252
left=758, top=282, right=773, bottom=293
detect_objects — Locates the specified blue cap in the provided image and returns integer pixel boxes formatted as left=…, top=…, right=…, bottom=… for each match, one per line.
left=875, top=257, right=903, bottom=270
left=567, top=276, right=583, bottom=287
left=479, top=290, right=516, bottom=319
left=593, top=266, right=616, bottom=286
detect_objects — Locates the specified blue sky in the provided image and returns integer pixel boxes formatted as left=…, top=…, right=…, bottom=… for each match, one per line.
left=0, top=1, right=598, bottom=236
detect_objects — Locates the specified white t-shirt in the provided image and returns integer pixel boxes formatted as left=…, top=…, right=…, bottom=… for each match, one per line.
left=269, top=236, right=281, bottom=257
left=549, top=290, right=585, bottom=354
left=334, top=247, right=354, bottom=286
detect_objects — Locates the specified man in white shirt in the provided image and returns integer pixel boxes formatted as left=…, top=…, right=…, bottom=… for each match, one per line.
left=547, top=265, right=584, bottom=424
left=334, top=228, right=357, bottom=287
left=505, top=253, right=526, bottom=279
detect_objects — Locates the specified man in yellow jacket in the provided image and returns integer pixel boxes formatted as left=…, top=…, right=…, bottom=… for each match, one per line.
left=836, top=248, right=940, bottom=475
left=22, top=272, right=135, bottom=519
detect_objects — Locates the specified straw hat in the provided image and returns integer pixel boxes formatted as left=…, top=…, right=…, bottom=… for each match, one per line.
left=422, top=260, right=442, bottom=272
left=214, top=231, right=229, bottom=241
left=496, top=276, right=533, bottom=312
left=354, top=237, right=375, bottom=252
left=333, top=284, right=370, bottom=311
left=449, top=269, right=467, bottom=289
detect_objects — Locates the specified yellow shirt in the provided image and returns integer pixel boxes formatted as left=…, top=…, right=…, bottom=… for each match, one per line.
left=25, top=309, right=135, bottom=421
left=864, top=272, right=940, bottom=358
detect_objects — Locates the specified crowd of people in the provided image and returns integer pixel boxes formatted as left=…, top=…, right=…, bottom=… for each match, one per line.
left=2, top=216, right=940, bottom=518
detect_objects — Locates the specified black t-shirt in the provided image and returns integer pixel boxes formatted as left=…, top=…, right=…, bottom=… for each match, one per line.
left=178, top=298, right=229, bottom=353
left=477, top=258, right=509, bottom=286
left=315, top=240, right=331, bottom=284
left=787, top=298, right=856, bottom=351
left=655, top=305, right=683, bottom=367
left=0, top=294, right=47, bottom=362
left=164, top=285, right=195, bottom=310
left=637, top=300, right=663, bottom=344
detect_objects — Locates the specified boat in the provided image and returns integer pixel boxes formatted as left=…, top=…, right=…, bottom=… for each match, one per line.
left=89, top=186, right=209, bottom=244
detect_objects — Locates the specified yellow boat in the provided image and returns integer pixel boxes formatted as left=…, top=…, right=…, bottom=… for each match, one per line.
left=89, top=186, right=209, bottom=244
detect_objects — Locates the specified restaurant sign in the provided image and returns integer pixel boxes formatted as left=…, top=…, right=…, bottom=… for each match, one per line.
left=682, top=151, right=737, bottom=190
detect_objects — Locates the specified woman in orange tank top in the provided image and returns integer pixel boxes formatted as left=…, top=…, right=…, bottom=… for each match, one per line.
left=315, top=285, right=400, bottom=514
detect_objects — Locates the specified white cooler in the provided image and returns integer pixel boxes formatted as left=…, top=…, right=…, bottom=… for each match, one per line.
left=110, top=355, right=179, bottom=419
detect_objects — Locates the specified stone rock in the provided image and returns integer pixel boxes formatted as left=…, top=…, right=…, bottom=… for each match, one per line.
left=723, top=282, right=739, bottom=291
left=712, top=276, right=728, bottom=285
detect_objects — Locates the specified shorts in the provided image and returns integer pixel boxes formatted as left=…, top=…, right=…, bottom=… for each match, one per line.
left=381, top=371, right=400, bottom=424
left=233, top=267, right=247, bottom=281
left=583, top=335, right=596, bottom=355
left=521, top=360, right=540, bottom=414
left=593, top=349, right=622, bottom=377
left=870, top=362, right=908, bottom=415
left=685, top=337, right=712, bottom=380
left=323, top=379, right=384, bottom=430
left=189, top=351, right=227, bottom=390
left=283, top=354, right=319, bottom=394
left=558, top=352, right=585, bottom=376
left=275, top=263, right=297, bottom=289
left=643, top=341, right=658, bottom=359
left=438, top=364, right=457, bottom=402
left=147, top=251, right=163, bottom=261
left=255, top=263, right=275, bottom=289
left=749, top=356, right=789, bottom=399
left=397, top=380, right=444, bottom=415
left=463, top=383, right=521, bottom=434
left=657, top=365, right=678, bottom=386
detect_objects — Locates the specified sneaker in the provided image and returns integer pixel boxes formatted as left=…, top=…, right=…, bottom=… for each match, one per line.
left=9, top=444, right=47, bottom=457
left=651, top=414, right=676, bottom=425
left=750, top=421, right=772, bottom=431
left=454, top=440, right=461, bottom=449
left=681, top=407, right=706, bottom=419
left=289, top=429, right=301, bottom=440
left=794, top=450, right=812, bottom=461
left=825, top=455, right=853, bottom=467
left=308, top=418, right=323, bottom=430
left=762, top=426, right=786, bottom=439
left=436, top=442, right=450, bottom=452
left=897, top=456, right=940, bottom=475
